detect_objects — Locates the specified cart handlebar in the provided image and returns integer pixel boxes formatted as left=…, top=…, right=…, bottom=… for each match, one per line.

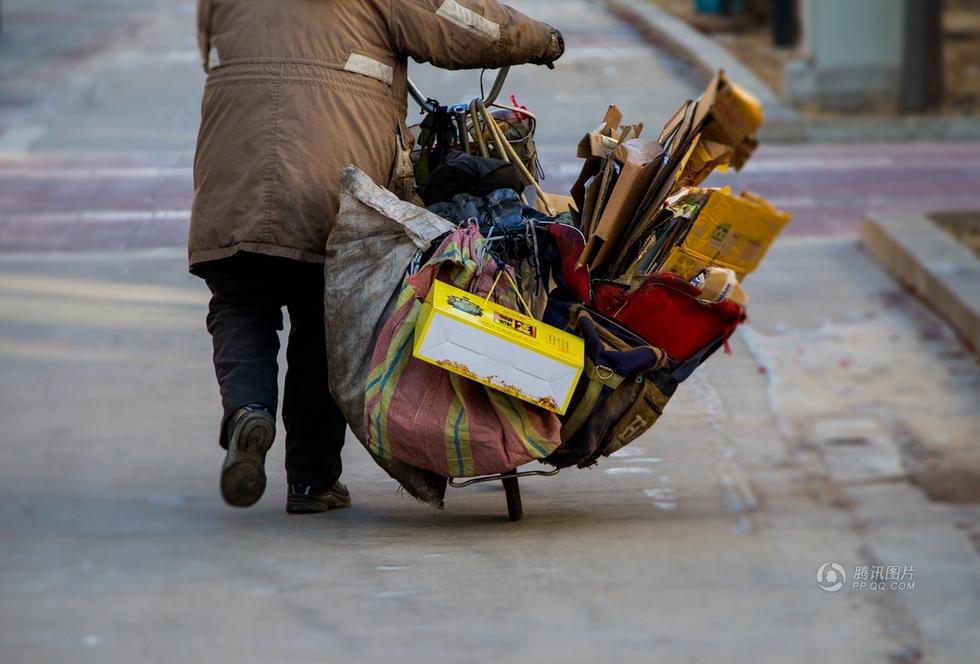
left=407, top=67, right=511, bottom=113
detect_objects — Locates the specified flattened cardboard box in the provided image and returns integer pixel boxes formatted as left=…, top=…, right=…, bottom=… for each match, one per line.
left=581, top=138, right=664, bottom=269
left=414, top=280, right=584, bottom=415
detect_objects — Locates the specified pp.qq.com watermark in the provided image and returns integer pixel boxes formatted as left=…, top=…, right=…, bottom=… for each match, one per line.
left=817, top=562, right=916, bottom=592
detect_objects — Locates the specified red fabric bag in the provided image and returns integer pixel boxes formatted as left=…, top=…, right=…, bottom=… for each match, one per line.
left=594, top=273, right=745, bottom=362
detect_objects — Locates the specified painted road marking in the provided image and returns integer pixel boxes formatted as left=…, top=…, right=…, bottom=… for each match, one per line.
left=609, top=447, right=646, bottom=458
left=0, top=167, right=192, bottom=179
left=644, top=487, right=677, bottom=511
left=604, top=467, right=654, bottom=475
left=1, top=210, right=190, bottom=224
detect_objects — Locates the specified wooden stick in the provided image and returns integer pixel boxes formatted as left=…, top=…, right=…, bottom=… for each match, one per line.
left=478, top=101, right=556, bottom=216
left=469, top=101, right=490, bottom=158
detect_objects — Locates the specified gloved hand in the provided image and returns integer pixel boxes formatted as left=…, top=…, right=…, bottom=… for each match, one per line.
left=533, top=24, right=565, bottom=69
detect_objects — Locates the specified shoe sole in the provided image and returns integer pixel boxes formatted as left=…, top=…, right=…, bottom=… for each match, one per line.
left=221, top=412, right=275, bottom=508
left=286, top=493, right=352, bottom=515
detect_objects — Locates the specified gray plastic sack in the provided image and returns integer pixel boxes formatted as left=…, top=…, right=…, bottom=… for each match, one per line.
left=324, top=165, right=454, bottom=505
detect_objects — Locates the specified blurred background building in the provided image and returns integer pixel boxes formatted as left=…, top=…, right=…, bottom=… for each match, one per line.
left=660, top=0, right=976, bottom=114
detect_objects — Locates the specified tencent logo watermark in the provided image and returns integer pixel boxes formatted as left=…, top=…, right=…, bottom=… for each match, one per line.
left=816, top=562, right=916, bottom=592
left=816, top=562, right=847, bottom=592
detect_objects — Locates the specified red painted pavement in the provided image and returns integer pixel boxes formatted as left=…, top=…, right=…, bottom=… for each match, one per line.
left=1, top=143, right=979, bottom=252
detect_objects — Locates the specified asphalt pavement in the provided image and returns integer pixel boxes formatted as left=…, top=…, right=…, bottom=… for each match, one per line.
left=1, top=1, right=979, bottom=663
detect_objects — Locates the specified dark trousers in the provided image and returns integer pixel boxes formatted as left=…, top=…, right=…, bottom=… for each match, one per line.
left=196, top=252, right=346, bottom=490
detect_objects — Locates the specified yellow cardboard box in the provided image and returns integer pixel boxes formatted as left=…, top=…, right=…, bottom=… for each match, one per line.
left=414, top=280, right=584, bottom=415
left=660, top=188, right=790, bottom=280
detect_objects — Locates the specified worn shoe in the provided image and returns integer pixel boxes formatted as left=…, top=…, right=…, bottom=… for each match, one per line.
left=286, top=481, right=352, bottom=514
left=220, top=404, right=276, bottom=508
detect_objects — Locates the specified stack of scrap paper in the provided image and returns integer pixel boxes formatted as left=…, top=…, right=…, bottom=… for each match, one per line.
left=568, top=71, right=789, bottom=290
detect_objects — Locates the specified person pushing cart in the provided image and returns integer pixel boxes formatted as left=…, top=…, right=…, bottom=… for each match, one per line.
left=189, top=0, right=564, bottom=514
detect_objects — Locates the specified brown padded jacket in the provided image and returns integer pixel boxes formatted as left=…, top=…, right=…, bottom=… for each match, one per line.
left=189, top=0, right=556, bottom=268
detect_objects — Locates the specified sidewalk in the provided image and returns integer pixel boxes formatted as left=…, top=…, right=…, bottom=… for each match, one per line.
left=0, top=0, right=200, bottom=153
left=1, top=237, right=979, bottom=663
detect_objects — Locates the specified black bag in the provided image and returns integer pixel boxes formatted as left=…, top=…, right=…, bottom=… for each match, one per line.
left=543, top=301, right=677, bottom=468
left=422, top=151, right=525, bottom=206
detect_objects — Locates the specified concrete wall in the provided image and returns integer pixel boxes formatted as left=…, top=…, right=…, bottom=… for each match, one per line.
left=809, top=0, right=905, bottom=69
left=786, top=0, right=907, bottom=112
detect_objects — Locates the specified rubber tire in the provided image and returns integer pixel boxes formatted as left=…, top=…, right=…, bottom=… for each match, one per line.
left=502, top=471, right=523, bottom=522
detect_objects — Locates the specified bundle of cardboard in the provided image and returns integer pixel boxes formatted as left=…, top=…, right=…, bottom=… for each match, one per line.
left=400, top=72, right=790, bottom=425
left=564, top=71, right=789, bottom=291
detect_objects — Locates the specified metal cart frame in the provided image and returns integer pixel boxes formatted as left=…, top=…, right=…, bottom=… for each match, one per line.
left=406, top=67, right=560, bottom=521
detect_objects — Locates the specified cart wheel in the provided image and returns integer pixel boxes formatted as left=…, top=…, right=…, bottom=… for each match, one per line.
left=501, top=470, right=523, bottom=522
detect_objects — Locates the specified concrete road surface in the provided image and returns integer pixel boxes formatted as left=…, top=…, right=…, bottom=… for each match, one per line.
left=1, top=1, right=979, bottom=663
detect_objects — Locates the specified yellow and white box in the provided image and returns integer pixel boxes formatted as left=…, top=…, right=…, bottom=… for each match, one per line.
left=413, top=280, right=584, bottom=415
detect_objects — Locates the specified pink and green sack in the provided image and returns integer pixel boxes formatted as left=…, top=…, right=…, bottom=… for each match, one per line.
left=364, top=225, right=562, bottom=478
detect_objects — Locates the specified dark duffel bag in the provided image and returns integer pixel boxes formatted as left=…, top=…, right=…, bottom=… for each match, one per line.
left=542, top=300, right=677, bottom=468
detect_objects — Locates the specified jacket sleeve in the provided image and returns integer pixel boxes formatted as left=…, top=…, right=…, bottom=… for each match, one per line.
left=389, top=0, right=555, bottom=70
left=197, top=0, right=213, bottom=73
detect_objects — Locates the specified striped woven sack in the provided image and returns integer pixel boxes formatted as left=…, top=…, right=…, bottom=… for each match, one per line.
left=364, top=224, right=562, bottom=478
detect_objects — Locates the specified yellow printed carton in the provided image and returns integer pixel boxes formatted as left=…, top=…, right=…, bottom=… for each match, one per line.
left=414, top=280, right=584, bottom=415
left=660, top=188, right=790, bottom=280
